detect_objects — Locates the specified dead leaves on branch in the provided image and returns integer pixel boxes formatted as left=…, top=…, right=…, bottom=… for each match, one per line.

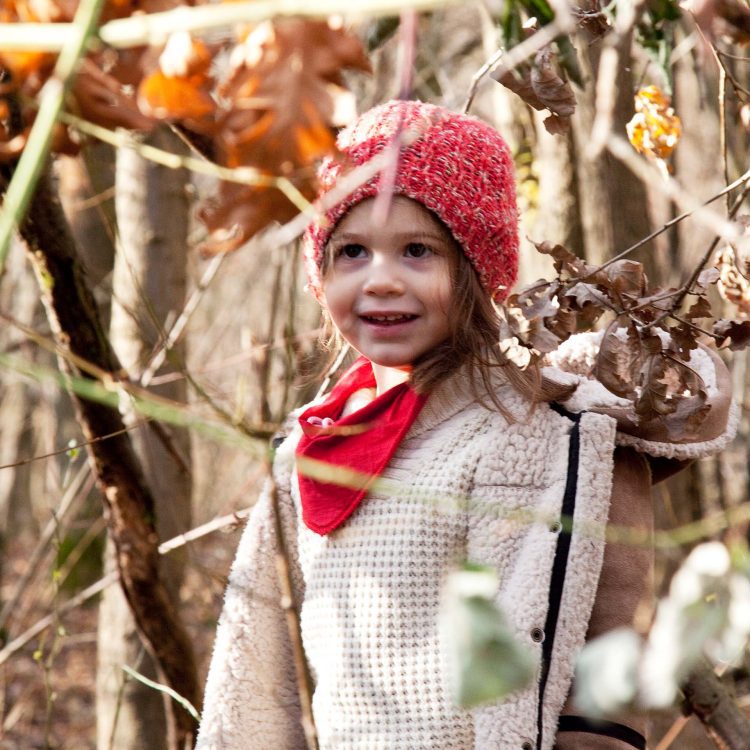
left=494, top=45, right=576, bottom=134
left=504, top=240, right=750, bottom=438
left=0, top=7, right=370, bottom=252
left=198, top=18, right=370, bottom=254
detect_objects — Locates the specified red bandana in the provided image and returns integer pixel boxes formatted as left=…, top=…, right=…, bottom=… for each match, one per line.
left=295, top=357, right=428, bottom=535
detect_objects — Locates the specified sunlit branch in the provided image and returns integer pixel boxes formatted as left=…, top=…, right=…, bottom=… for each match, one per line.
left=0, top=0, right=460, bottom=51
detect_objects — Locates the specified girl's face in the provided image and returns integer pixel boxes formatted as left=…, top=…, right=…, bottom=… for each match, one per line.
left=321, top=196, right=457, bottom=371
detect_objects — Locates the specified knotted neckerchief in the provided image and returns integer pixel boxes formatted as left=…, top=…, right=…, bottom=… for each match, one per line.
left=295, top=357, right=428, bottom=535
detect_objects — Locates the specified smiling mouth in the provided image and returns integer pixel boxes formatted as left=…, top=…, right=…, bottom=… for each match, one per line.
left=360, top=313, right=418, bottom=325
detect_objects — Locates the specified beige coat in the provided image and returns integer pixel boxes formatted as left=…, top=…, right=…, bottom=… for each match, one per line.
left=196, top=337, right=736, bottom=750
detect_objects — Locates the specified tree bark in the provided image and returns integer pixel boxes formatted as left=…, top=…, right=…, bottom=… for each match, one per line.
left=15, top=165, right=199, bottom=749
left=683, top=663, right=750, bottom=750
left=98, top=126, right=193, bottom=750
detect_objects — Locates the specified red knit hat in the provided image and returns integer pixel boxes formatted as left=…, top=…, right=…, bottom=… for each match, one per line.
left=302, top=99, right=519, bottom=302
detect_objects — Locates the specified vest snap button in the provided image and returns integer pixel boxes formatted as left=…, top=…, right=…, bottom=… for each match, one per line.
left=530, top=627, right=544, bottom=643
left=549, top=520, right=562, bottom=533
left=521, top=740, right=534, bottom=750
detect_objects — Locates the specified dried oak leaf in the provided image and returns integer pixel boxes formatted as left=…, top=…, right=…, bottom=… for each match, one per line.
left=713, top=319, right=750, bottom=350
left=605, top=259, right=647, bottom=303
left=595, top=319, right=643, bottom=399
left=530, top=46, right=576, bottom=134
left=494, top=45, right=576, bottom=135
left=197, top=18, right=370, bottom=255
left=532, top=240, right=588, bottom=278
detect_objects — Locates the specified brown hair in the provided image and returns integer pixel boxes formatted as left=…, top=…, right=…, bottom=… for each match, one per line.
left=317, top=220, right=574, bottom=420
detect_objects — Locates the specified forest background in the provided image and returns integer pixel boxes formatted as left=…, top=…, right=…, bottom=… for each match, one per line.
left=1, top=0, right=750, bottom=748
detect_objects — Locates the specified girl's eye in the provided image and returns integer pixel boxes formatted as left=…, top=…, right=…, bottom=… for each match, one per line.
left=337, top=243, right=367, bottom=259
left=405, top=242, right=433, bottom=259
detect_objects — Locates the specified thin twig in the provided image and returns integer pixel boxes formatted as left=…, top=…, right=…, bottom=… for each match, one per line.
left=0, top=0, right=461, bottom=51
left=0, top=424, right=141, bottom=470
left=268, top=471, right=318, bottom=750
left=122, top=665, right=201, bottom=723
left=140, top=253, right=224, bottom=387
left=61, top=114, right=312, bottom=215
left=0, top=462, right=92, bottom=631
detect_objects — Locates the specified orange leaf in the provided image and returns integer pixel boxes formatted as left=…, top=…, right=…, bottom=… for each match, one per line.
left=626, top=85, right=682, bottom=162
left=197, top=17, right=370, bottom=254
left=137, top=32, right=216, bottom=122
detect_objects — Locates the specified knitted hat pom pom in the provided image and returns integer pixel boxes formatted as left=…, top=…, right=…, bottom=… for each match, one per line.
left=302, top=99, right=520, bottom=303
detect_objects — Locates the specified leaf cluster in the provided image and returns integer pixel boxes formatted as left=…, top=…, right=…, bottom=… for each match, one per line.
left=501, top=241, right=750, bottom=439
left=0, top=2, right=371, bottom=253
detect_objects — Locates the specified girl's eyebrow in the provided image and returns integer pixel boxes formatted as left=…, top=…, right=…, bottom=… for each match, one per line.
left=330, top=230, right=452, bottom=245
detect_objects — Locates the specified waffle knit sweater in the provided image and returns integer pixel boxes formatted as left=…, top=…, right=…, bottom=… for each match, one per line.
left=196, top=338, right=738, bottom=750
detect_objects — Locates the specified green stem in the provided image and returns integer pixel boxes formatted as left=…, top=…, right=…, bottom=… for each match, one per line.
left=0, top=0, right=106, bottom=273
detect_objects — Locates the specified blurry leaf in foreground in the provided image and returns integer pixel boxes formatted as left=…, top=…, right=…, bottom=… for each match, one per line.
left=640, top=542, right=750, bottom=707
left=442, top=564, right=535, bottom=708
left=575, top=628, right=641, bottom=717
left=626, top=85, right=682, bottom=165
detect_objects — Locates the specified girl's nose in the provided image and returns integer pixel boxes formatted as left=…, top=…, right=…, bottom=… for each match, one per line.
left=361, top=255, right=405, bottom=296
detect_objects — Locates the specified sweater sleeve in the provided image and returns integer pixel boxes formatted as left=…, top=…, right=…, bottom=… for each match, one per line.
left=544, top=331, right=738, bottom=460
left=195, top=467, right=306, bottom=750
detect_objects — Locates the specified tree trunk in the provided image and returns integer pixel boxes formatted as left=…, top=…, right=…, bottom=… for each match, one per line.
left=13, top=164, right=199, bottom=749
left=97, top=126, right=193, bottom=750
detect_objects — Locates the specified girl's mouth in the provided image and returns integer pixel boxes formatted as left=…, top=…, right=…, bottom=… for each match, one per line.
left=360, top=313, right=418, bottom=326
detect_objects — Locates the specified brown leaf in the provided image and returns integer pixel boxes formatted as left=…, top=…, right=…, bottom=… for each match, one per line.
left=595, top=319, right=643, bottom=399
left=71, top=58, right=158, bottom=132
left=685, top=295, right=713, bottom=320
left=696, top=267, right=720, bottom=289
left=532, top=240, right=587, bottom=278
left=530, top=46, right=576, bottom=125
left=494, top=46, right=576, bottom=135
left=635, top=353, right=675, bottom=419
left=669, top=321, right=700, bottom=359
left=494, top=67, right=546, bottom=112
left=197, top=182, right=299, bottom=256
left=606, top=259, right=647, bottom=300
left=713, top=319, right=750, bottom=350
left=198, top=18, right=370, bottom=253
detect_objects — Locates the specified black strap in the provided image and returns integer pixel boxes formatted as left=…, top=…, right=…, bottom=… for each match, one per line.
left=557, top=715, right=646, bottom=750
left=536, top=406, right=581, bottom=749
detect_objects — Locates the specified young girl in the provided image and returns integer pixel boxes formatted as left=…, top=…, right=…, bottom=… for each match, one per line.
left=195, top=100, right=737, bottom=750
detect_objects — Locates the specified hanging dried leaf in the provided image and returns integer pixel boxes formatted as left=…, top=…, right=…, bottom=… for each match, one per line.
left=595, top=319, right=643, bottom=399
left=713, top=319, right=750, bottom=350
left=494, top=45, right=577, bottom=135
left=626, top=85, right=682, bottom=163
left=198, top=18, right=371, bottom=254
left=530, top=46, right=576, bottom=134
